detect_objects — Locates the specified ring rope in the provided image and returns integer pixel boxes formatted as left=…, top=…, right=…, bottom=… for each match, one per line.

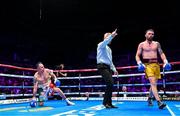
left=1, top=82, right=179, bottom=88
left=1, top=91, right=180, bottom=98
left=0, top=73, right=33, bottom=78
left=63, top=91, right=180, bottom=95
left=1, top=70, right=180, bottom=79
left=0, top=61, right=180, bottom=72
left=0, top=62, right=179, bottom=103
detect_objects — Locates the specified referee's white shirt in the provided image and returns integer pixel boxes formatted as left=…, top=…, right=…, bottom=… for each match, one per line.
left=96, top=35, right=117, bottom=72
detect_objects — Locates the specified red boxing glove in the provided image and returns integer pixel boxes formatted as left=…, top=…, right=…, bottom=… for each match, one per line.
left=49, top=83, right=55, bottom=88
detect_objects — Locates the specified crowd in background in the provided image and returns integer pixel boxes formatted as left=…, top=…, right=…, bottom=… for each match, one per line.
left=0, top=65, right=179, bottom=98
left=0, top=52, right=180, bottom=98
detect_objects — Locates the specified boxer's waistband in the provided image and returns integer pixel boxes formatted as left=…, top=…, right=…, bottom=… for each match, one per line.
left=142, top=59, right=158, bottom=63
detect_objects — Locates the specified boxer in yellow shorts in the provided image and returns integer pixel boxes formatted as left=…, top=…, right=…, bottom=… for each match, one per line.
left=145, top=63, right=161, bottom=80
left=135, top=29, right=171, bottom=109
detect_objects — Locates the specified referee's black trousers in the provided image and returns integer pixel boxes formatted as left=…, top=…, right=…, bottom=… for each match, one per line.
left=97, top=63, right=114, bottom=106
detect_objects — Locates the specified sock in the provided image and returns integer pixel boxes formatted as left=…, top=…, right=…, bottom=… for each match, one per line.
left=65, top=98, right=70, bottom=103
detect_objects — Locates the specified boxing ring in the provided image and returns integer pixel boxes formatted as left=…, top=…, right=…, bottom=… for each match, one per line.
left=0, top=62, right=180, bottom=116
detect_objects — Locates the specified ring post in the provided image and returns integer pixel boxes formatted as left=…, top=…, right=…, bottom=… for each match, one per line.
left=117, top=74, right=120, bottom=102
left=78, top=73, right=81, bottom=97
left=162, top=69, right=167, bottom=97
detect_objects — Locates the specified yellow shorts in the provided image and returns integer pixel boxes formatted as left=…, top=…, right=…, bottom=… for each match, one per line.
left=145, top=63, right=161, bottom=79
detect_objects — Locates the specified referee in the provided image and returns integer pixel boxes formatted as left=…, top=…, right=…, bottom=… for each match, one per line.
left=97, top=29, right=118, bottom=108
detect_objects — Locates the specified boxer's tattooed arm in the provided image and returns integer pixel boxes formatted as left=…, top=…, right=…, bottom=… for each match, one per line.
left=139, top=47, right=143, bottom=54
left=33, top=75, right=38, bottom=84
left=157, top=42, right=163, bottom=55
left=136, top=43, right=143, bottom=63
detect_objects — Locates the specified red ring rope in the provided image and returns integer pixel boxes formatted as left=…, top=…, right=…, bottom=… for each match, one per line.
left=0, top=61, right=179, bottom=73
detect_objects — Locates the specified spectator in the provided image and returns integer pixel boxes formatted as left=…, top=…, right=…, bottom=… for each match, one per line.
left=56, top=64, right=67, bottom=77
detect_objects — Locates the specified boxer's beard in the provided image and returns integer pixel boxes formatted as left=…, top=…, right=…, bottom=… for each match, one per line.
left=147, top=37, right=153, bottom=42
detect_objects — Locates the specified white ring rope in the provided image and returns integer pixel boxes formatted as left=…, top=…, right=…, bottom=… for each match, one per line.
left=0, top=70, right=179, bottom=99
left=1, top=82, right=180, bottom=89
left=1, top=91, right=180, bottom=98
left=0, top=73, right=33, bottom=78
left=0, top=82, right=180, bottom=88
left=0, top=70, right=180, bottom=79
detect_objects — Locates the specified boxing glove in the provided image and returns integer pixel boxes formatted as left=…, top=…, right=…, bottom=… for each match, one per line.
left=163, top=59, right=171, bottom=71
left=137, top=61, right=145, bottom=72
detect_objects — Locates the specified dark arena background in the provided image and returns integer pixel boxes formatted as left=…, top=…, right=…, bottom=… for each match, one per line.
left=0, top=0, right=180, bottom=116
